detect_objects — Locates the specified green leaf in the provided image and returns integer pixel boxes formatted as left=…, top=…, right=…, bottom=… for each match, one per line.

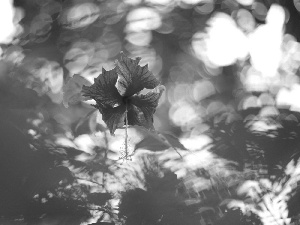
left=82, top=68, right=122, bottom=108
left=115, top=52, right=160, bottom=97
left=63, top=74, right=91, bottom=108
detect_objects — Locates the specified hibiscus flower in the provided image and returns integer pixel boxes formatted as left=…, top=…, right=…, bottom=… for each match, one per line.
left=82, top=53, right=165, bottom=135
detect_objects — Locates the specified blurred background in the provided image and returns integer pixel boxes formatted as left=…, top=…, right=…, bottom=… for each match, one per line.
left=2, top=0, right=300, bottom=137
left=2, top=0, right=300, bottom=224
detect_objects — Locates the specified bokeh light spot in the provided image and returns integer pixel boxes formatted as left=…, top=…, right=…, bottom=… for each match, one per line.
left=62, top=3, right=100, bottom=29
left=126, top=7, right=162, bottom=32
left=64, top=48, right=89, bottom=75
left=0, top=0, right=20, bottom=44
left=169, top=101, right=198, bottom=128
left=252, top=2, right=268, bottom=21
left=242, top=95, right=260, bottom=110
left=258, top=93, right=275, bottom=106
left=126, top=31, right=152, bottom=46
left=194, top=1, right=214, bottom=15
left=235, top=9, right=255, bottom=32
left=294, top=0, right=300, bottom=12
left=236, top=0, right=254, bottom=6
left=195, top=13, right=248, bottom=67
left=192, top=80, right=215, bottom=102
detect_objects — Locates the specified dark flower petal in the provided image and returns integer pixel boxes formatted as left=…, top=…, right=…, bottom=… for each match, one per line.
left=127, top=105, right=148, bottom=128
left=130, top=85, right=165, bottom=130
left=82, top=68, right=122, bottom=107
left=115, top=53, right=160, bottom=97
left=95, top=103, right=126, bottom=135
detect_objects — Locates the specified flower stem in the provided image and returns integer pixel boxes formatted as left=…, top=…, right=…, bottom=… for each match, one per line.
left=124, top=101, right=129, bottom=160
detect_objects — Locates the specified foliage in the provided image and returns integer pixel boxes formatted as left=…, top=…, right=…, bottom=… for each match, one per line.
left=2, top=0, right=300, bottom=225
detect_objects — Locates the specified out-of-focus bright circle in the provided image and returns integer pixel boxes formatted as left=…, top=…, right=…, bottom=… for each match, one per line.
left=64, top=48, right=89, bottom=75
left=62, top=3, right=100, bottom=29
left=236, top=0, right=254, bottom=6
left=284, top=7, right=290, bottom=23
left=252, top=2, right=268, bottom=21
left=282, top=34, right=297, bottom=51
left=192, top=80, right=215, bottom=102
left=235, top=9, right=255, bottom=32
left=0, top=0, right=19, bottom=44
left=146, top=0, right=173, bottom=5
left=4, top=45, right=24, bottom=64
left=242, top=95, right=260, bottom=109
left=204, top=13, right=249, bottom=67
left=181, top=0, right=204, bottom=5
left=72, top=39, right=95, bottom=59
left=294, top=0, right=300, bottom=12
left=123, top=0, right=142, bottom=5
left=194, top=1, right=214, bottom=15
left=126, top=7, right=162, bottom=32
left=276, top=88, right=291, bottom=107
left=243, top=68, right=268, bottom=91
left=191, top=32, right=206, bottom=59
left=126, top=31, right=152, bottom=46
left=259, top=93, right=275, bottom=106
left=266, top=4, right=285, bottom=28
left=206, top=101, right=225, bottom=116
left=129, top=47, right=162, bottom=75
left=48, top=61, right=63, bottom=93
left=259, top=106, right=279, bottom=118
left=173, top=83, right=191, bottom=102
left=248, top=19, right=283, bottom=77
left=277, top=84, right=300, bottom=111
left=155, top=20, right=174, bottom=34
left=169, top=101, right=198, bottom=127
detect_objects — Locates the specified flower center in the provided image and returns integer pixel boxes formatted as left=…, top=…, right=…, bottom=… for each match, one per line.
left=122, top=96, right=131, bottom=105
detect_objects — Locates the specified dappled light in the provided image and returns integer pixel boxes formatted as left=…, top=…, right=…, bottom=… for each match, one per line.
left=0, top=0, right=23, bottom=44
left=2, top=0, right=300, bottom=224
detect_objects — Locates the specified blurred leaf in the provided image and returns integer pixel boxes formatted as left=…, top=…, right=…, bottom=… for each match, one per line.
left=87, top=192, right=112, bottom=205
left=63, top=74, right=92, bottom=108
left=74, top=109, right=106, bottom=135
left=160, top=132, right=187, bottom=150
left=63, top=147, right=90, bottom=158
left=135, top=131, right=186, bottom=152
left=135, top=132, right=170, bottom=151
left=89, top=110, right=107, bottom=133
